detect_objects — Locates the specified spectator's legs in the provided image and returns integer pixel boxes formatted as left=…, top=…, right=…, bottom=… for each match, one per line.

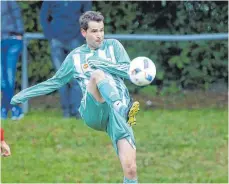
left=6, top=39, right=23, bottom=105
left=1, top=40, right=9, bottom=119
left=1, top=39, right=23, bottom=120
left=7, top=39, right=23, bottom=120
left=69, top=79, right=82, bottom=118
left=50, top=39, right=69, bottom=117
left=68, top=38, right=84, bottom=118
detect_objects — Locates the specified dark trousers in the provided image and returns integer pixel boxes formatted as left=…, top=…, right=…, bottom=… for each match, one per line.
left=50, top=38, right=83, bottom=116
left=1, top=39, right=22, bottom=110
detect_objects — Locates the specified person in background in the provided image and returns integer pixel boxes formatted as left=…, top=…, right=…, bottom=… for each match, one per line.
left=0, top=128, right=11, bottom=157
left=1, top=0, right=24, bottom=120
left=40, top=1, right=92, bottom=119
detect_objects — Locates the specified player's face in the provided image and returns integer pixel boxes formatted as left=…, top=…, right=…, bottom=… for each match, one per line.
left=81, top=21, right=104, bottom=50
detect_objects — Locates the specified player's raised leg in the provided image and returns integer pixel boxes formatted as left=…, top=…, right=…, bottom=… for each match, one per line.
left=89, top=69, right=122, bottom=105
left=88, top=69, right=139, bottom=125
left=87, top=70, right=105, bottom=103
left=118, top=138, right=138, bottom=183
left=127, top=101, right=140, bottom=126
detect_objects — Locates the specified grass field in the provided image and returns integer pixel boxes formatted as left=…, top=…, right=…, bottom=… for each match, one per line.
left=1, top=108, right=228, bottom=183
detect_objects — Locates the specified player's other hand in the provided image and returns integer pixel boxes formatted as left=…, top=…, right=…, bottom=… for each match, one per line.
left=1, top=141, right=11, bottom=157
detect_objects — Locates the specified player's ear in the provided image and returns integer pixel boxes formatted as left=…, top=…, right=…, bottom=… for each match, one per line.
left=81, top=28, right=87, bottom=38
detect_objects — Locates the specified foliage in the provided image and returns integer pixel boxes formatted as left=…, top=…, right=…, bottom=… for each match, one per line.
left=16, top=1, right=53, bottom=89
left=16, top=1, right=228, bottom=92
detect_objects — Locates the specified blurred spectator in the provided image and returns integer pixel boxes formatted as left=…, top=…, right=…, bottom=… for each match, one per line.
left=0, top=128, right=11, bottom=157
left=1, top=1, right=24, bottom=120
left=40, top=1, right=92, bottom=119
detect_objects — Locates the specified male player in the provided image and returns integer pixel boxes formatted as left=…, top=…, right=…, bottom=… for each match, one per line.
left=11, top=11, right=139, bottom=183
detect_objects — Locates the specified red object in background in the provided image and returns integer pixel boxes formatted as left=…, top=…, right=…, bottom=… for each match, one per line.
left=0, top=128, right=4, bottom=141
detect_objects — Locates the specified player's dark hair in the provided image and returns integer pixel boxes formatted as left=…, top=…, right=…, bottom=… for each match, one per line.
left=79, top=11, right=104, bottom=30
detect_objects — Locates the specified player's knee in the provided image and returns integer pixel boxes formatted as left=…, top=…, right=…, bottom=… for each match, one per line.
left=90, top=69, right=105, bottom=83
left=125, top=162, right=137, bottom=178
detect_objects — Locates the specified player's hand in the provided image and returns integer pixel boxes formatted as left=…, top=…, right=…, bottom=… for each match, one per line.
left=1, top=141, right=11, bottom=157
left=10, top=98, right=18, bottom=105
left=16, top=35, right=23, bottom=40
left=10, top=95, right=23, bottom=105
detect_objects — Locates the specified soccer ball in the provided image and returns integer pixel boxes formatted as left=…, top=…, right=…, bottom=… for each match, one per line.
left=128, top=57, right=156, bottom=86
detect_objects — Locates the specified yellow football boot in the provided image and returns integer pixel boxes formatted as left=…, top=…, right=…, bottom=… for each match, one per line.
left=127, top=101, right=140, bottom=126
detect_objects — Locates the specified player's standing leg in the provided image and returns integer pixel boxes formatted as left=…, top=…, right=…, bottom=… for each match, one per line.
left=118, top=138, right=138, bottom=183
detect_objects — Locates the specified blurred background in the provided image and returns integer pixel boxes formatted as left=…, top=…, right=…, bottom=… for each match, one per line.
left=15, top=1, right=228, bottom=109
left=1, top=1, right=228, bottom=183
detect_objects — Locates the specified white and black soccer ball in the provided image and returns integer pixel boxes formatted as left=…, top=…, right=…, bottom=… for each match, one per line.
left=128, top=56, right=156, bottom=86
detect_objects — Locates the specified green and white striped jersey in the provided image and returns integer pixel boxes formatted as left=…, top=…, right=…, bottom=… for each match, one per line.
left=11, top=39, right=132, bottom=107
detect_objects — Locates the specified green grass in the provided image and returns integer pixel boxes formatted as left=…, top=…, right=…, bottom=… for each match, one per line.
left=1, top=108, right=228, bottom=183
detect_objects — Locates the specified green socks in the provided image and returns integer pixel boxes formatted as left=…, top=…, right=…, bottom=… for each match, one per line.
left=123, top=177, right=138, bottom=183
left=97, top=79, right=127, bottom=117
left=97, top=78, right=120, bottom=104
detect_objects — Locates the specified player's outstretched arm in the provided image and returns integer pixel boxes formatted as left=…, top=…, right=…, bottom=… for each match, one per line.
left=11, top=77, right=67, bottom=105
left=11, top=57, right=75, bottom=105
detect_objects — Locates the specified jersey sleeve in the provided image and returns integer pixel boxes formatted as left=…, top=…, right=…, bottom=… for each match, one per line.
left=11, top=56, right=75, bottom=105
left=0, top=128, right=4, bottom=141
left=87, top=40, right=131, bottom=79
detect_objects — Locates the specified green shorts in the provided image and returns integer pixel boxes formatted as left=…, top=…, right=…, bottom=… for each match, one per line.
left=79, top=92, right=136, bottom=154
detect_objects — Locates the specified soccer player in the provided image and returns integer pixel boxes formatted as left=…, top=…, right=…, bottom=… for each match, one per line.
left=11, top=11, right=140, bottom=183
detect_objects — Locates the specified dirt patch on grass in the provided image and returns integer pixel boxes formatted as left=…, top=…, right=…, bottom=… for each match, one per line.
left=29, top=90, right=228, bottom=110
left=134, top=90, right=228, bottom=110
